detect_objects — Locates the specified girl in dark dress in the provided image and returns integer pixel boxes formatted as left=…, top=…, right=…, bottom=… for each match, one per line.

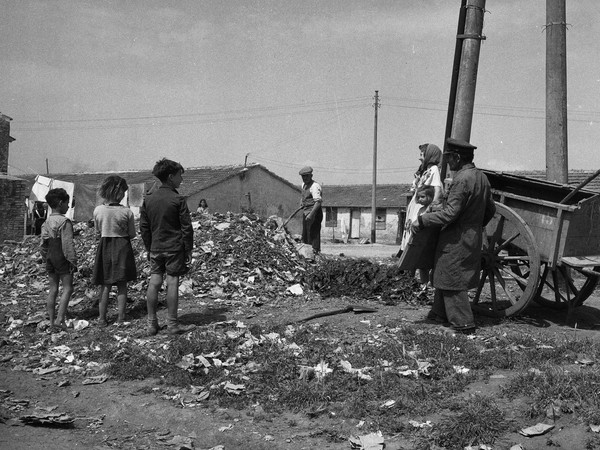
left=92, top=176, right=137, bottom=326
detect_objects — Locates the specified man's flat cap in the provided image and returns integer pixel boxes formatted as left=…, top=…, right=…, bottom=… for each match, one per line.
left=299, top=166, right=313, bottom=175
left=444, top=137, right=477, bottom=155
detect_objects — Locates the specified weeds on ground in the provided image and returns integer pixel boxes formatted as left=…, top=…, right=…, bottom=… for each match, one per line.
left=418, top=394, right=509, bottom=449
left=503, top=364, right=600, bottom=420
left=88, top=320, right=600, bottom=442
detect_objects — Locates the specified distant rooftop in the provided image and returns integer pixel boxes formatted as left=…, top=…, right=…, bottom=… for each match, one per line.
left=17, top=163, right=299, bottom=197
left=324, top=184, right=413, bottom=208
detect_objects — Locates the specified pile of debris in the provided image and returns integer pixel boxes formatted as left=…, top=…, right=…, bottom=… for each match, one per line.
left=306, top=258, right=428, bottom=305
left=0, top=212, right=426, bottom=308
left=0, top=212, right=310, bottom=305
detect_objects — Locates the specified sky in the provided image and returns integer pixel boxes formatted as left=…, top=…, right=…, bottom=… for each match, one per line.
left=2, top=0, right=600, bottom=186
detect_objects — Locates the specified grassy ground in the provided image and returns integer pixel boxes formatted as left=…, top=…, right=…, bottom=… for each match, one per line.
left=4, top=239, right=600, bottom=449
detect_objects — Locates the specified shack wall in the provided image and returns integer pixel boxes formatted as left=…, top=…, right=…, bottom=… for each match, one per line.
left=186, top=168, right=302, bottom=234
left=0, top=177, right=26, bottom=242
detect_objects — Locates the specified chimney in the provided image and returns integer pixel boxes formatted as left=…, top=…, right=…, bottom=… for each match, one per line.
left=0, top=114, right=16, bottom=174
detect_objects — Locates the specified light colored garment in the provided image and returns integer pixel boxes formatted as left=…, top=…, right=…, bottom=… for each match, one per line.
left=40, top=213, right=77, bottom=266
left=400, top=165, right=443, bottom=250
left=300, top=180, right=322, bottom=215
left=49, top=179, right=76, bottom=220
left=94, top=204, right=136, bottom=238
left=31, top=175, right=52, bottom=203
left=128, top=183, right=145, bottom=207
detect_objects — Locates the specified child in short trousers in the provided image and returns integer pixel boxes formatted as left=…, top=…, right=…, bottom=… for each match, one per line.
left=92, top=176, right=137, bottom=326
left=40, top=188, right=77, bottom=331
left=140, top=158, right=194, bottom=336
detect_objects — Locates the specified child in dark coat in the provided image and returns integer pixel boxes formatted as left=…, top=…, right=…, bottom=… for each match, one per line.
left=140, top=158, right=194, bottom=336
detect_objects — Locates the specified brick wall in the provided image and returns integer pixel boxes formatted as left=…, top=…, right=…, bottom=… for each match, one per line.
left=0, top=176, right=27, bottom=242
left=0, top=114, right=15, bottom=174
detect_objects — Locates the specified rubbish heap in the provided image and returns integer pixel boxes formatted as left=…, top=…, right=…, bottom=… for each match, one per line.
left=305, top=258, right=426, bottom=305
left=0, top=211, right=425, bottom=307
left=0, top=212, right=310, bottom=305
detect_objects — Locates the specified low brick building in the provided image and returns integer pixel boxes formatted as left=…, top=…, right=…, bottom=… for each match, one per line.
left=0, top=114, right=25, bottom=243
left=0, top=175, right=27, bottom=242
left=321, top=184, right=412, bottom=244
left=20, top=164, right=303, bottom=234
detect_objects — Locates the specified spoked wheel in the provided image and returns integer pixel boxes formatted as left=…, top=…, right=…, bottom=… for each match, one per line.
left=471, top=203, right=540, bottom=317
left=534, top=263, right=600, bottom=309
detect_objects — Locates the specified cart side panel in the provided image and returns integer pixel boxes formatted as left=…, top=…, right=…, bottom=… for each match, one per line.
left=561, top=197, right=600, bottom=257
left=501, top=198, right=559, bottom=263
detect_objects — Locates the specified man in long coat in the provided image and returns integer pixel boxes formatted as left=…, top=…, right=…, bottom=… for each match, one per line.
left=411, top=138, right=496, bottom=332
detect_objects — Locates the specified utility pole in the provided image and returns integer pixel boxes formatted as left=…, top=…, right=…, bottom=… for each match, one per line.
left=546, top=0, right=568, bottom=183
left=441, top=0, right=468, bottom=181
left=371, top=90, right=380, bottom=244
left=450, top=0, right=486, bottom=142
left=46, top=158, right=49, bottom=175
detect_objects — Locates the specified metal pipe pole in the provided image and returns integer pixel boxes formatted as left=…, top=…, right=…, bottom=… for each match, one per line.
left=371, top=90, right=379, bottom=244
left=546, top=0, right=568, bottom=183
left=441, top=0, right=468, bottom=181
left=451, top=0, right=486, bottom=141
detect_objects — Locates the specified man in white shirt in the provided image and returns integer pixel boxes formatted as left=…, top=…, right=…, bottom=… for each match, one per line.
left=299, top=166, right=323, bottom=254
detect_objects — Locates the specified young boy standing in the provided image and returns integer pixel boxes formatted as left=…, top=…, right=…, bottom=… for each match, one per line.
left=140, top=158, right=195, bottom=336
left=40, top=188, right=77, bottom=331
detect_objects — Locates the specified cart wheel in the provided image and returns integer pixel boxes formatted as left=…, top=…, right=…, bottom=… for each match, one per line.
left=534, top=263, right=600, bottom=309
left=471, top=203, right=540, bottom=317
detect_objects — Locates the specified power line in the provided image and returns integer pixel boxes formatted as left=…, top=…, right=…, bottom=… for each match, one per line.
left=386, top=96, right=600, bottom=122
left=249, top=154, right=415, bottom=175
left=16, top=94, right=600, bottom=132
left=16, top=104, right=369, bottom=132
left=17, top=96, right=371, bottom=124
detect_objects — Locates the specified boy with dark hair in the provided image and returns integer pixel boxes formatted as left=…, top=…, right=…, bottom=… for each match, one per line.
left=41, top=188, right=77, bottom=331
left=140, top=158, right=195, bottom=336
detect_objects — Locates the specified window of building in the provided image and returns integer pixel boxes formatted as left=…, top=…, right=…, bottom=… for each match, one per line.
left=375, top=208, right=386, bottom=230
left=325, top=207, right=338, bottom=227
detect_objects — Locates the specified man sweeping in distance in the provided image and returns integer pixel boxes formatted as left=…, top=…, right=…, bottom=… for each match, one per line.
left=411, top=138, right=496, bottom=334
left=299, top=166, right=323, bottom=256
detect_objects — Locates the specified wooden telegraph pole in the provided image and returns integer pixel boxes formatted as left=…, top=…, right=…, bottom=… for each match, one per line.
left=371, top=90, right=379, bottom=244
left=450, top=0, right=486, bottom=142
left=441, top=0, right=467, bottom=181
left=441, top=0, right=486, bottom=181
left=546, top=0, right=568, bottom=183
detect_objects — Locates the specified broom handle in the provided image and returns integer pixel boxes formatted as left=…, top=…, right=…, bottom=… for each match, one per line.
left=294, top=307, right=352, bottom=323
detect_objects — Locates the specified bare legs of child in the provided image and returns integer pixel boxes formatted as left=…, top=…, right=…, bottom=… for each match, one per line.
left=146, top=273, right=194, bottom=336
left=146, top=274, right=162, bottom=335
left=46, top=273, right=72, bottom=332
left=98, top=281, right=127, bottom=327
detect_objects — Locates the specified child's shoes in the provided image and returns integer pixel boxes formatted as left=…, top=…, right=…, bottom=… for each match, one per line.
left=166, top=324, right=195, bottom=335
left=147, top=320, right=160, bottom=336
left=53, top=321, right=68, bottom=331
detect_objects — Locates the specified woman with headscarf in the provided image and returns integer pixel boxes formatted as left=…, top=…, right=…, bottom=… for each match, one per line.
left=399, top=143, right=444, bottom=287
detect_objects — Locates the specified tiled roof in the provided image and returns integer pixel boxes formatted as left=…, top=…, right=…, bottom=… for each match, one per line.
left=324, top=184, right=413, bottom=208
left=508, top=170, right=600, bottom=193
left=18, top=163, right=299, bottom=197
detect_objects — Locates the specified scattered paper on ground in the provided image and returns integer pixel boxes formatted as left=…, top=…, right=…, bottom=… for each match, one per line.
left=519, top=422, right=554, bottom=436
left=349, top=431, right=385, bottom=450
left=19, top=412, right=74, bottom=427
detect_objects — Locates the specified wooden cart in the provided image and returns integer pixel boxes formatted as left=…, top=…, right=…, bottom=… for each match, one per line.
left=474, top=170, right=600, bottom=319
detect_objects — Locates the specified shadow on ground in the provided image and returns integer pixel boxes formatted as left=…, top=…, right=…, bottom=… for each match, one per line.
left=497, top=300, right=600, bottom=333
left=179, top=308, right=228, bottom=326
